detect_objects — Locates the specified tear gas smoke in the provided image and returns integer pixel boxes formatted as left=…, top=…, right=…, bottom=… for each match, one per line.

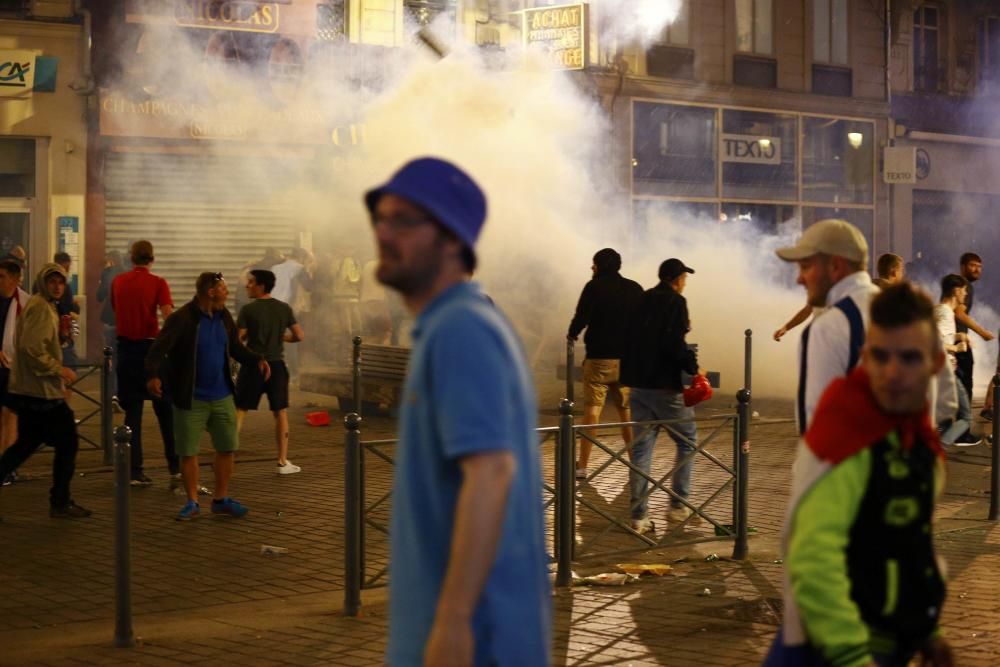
left=105, top=20, right=807, bottom=399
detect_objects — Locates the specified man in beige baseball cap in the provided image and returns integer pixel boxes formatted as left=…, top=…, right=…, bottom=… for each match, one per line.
left=776, top=219, right=879, bottom=433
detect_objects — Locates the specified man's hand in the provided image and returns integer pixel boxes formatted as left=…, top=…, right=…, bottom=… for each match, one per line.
left=423, top=613, right=473, bottom=667
left=982, top=330, right=996, bottom=342
left=773, top=327, right=788, bottom=342
left=0, top=351, right=10, bottom=368
left=918, top=637, right=953, bottom=667
left=258, top=360, right=271, bottom=381
left=60, top=367, right=77, bottom=385
left=147, top=378, right=163, bottom=398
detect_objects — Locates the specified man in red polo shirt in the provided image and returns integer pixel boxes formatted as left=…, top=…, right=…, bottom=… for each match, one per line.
left=111, top=241, right=180, bottom=488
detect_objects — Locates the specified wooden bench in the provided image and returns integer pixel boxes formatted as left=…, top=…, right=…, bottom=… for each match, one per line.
left=300, top=339, right=411, bottom=416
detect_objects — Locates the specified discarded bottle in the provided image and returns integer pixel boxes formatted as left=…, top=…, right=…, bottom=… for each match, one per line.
left=260, top=545, right=289, bottom=556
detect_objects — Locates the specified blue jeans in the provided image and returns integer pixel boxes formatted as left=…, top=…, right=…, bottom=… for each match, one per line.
left=628, top=388, right=697, bottom=520
left=941, top=367, right=972, bottom=445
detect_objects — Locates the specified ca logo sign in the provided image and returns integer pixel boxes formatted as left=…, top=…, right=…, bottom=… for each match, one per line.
left=0, top=61, right=32, bottom=88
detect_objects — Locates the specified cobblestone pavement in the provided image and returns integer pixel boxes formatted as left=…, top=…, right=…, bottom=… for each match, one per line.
left=2, top=382, right=1000, bottom=666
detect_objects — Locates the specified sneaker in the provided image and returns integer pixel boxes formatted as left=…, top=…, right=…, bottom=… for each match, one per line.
left=668, top=506, right=703, bottom=525
left=630, top=517, right=655, bottom=534
left=277, top=461, right=302, bottom=475
left=111, top=396, right=124, bottom=414
left=981, top=408, right=994, bottom=422
left=130, top=473, right=153, bottom=487
left=954, top=437, right=983, bottom=448
left=1, top=470, right=17, bottom=487
left=50, top=501, right=92, bottom=518
left=211, top=497, right=249, bottom=518
left=176, top=500, right=200, bottom=521
left=575, top=466, right=587, bottom=480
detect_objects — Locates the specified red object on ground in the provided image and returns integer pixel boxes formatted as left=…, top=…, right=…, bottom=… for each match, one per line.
left=683, top=375, right=713, bottom=407
left=305, top=411, right=331, bottom=427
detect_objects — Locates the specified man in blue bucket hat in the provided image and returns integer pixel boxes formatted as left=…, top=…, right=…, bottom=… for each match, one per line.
left=367, top=157, right=551, bottom=666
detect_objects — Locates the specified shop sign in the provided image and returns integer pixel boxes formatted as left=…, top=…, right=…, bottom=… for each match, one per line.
left=720, top=134, right=781, bottom=165
left=522, top=3, right=587, bottom=71
left=175, top=1, right=280, bottom=33
left=883, top=146, right=916, bottom=184
left=0, top=50, right=37, bottom=97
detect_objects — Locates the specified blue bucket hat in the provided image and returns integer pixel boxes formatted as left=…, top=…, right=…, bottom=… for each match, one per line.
left=364, top=157, right=487, bottom=269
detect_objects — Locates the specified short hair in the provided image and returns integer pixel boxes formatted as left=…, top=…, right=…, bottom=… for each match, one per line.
left=870, top=282, right=938, bottom=350
left=593, top=248, right=622, bottom=273
left=940, top=273, right=968, bottom=301
left=131, top=240, right=154, bottom=266
left=53, top=251, right=71, bottom=265
left=876, top=253, right=903, bottom=279
left=249, top=269, right=275, bottom=293
left=0, top=259, right=22, bottom=277
left=195, top=271, right=224, bottom=296
left=961, top=252, right=982, bottom=266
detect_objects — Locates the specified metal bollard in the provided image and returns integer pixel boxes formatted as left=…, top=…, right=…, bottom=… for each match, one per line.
left=344, top=412, right=362, bottom=616
left=744, top=330, right=753, bottom=394
left=991, top=375, right=1000, bottom=521
left=113, top=425, right=135, bottom=648
left=352, top=336, right=363, bottom=416
left=565, top=340, right=575, bottom=404
left=102, top=347, right=114, bottom=467
left=555, top=399, right=575, bottom=587
left=732, top=389, right=751, bottom=560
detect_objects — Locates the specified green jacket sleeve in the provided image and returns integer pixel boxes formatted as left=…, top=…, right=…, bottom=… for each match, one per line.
left=787, top=449, right=873, bottom=667
left=18, top=304, right=62, bottom=377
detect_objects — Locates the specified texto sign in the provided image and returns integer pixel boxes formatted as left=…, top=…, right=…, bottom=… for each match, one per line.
left=721, top=134, right=782, bottom=165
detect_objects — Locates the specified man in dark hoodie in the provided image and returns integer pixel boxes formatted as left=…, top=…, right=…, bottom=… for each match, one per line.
left=567, top=248, right=644, bottom=479
left=0, top=263, right=90, bottom=518
left=620, top=258, right=700, bottom=534
left=146, top=272, right=269, bottom=521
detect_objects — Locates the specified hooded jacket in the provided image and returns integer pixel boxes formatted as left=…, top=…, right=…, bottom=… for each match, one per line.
left=619, top=281, right=697, bottom=391
left=567, top=269, right=644, bottom=360
left=10, top=264, right=68, bottom=401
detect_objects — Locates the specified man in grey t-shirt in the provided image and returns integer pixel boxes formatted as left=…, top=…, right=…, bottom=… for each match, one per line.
left=235, top=269, right=305, bottom=474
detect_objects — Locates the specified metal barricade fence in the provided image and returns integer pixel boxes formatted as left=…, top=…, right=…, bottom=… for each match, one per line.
left=342, top=391, right=751, bottom=614
left=65, top=347, right=115, bottom=465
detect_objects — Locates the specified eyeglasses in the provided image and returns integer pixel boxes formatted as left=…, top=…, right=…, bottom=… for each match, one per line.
left=371, top=214, right=434, bottom=232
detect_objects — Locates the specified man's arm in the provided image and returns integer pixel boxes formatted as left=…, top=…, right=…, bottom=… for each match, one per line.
left=775, top=304, right=813, bottom=341
left=284, top=323, right=304, bottom=343
left=145, top=309, right=181, bottom=382
left=787, top=445, right=872, bottom=667
left=17, top=308, right=63, bottom=377
left=424, top=450, right=516, bottom=666
left=954, top=305, right=994, bottom=340
left=157, top=278, right=174, bottom=320
left=238, top=327, right=248, bottom=345
left=567, top=283, right=593, bottom=340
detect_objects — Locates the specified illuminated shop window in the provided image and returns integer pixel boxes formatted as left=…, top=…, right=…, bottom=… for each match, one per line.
left=802, top=117, right=874, bottom=205
left=721, top=109, right=797, bottom=201
left=632, top=102, right=717, bottom=198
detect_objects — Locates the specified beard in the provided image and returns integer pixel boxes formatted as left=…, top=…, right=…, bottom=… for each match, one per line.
left=376, top=239, right=446, bottom=297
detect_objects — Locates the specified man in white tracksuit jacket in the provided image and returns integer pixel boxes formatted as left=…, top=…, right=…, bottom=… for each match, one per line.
left=776, top=219, right=880, bottom=435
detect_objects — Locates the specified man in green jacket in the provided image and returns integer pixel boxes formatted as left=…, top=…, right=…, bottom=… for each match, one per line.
left=0, top=263, right=90, bottom=518
left=765, top=282, right=953, bottom=667
left=146, top=272, right=269, bottom=521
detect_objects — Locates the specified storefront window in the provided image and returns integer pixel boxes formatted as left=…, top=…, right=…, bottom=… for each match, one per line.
left=721, top=109, right=797, bottom=201
left=721, top=202, right=797, bottom=235
left=633, top=102, right=716, bottom=197
left=0, top=139, right=35, bottom=198
left=802, top=117, right=874, bottom=204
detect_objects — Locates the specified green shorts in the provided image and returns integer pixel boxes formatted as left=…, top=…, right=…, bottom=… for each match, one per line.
left=173, top=397, right=239, bottom=457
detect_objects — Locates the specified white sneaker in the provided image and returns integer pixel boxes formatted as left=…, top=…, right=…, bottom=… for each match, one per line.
left=630, top=517, right=655, bottom=534
left=277, top=461, right=302, bottom=475
left=575, top=467, right=587, bottom=480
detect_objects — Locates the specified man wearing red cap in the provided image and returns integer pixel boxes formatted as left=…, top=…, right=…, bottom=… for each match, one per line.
left=367, top=157, right=550, bottom=667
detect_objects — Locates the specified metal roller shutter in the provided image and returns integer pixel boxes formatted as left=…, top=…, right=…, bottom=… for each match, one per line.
left=104, top=151, right=297, bottom=309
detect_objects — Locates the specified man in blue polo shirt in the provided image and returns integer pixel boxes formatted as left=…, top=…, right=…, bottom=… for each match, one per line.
left=366, top=158, right=550, bottom=667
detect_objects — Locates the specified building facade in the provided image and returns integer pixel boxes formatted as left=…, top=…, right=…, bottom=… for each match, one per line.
left=0, top=0, right=89, bottom=347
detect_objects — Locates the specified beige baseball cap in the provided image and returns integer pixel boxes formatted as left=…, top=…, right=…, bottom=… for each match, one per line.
left=775, top=219, right=868, bottom=263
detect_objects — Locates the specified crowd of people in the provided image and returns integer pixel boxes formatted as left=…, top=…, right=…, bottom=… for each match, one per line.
left=0, top=154, right=976, bottom=665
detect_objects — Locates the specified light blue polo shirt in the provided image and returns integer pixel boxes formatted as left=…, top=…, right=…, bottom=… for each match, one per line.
left=387, top=281, right=551, bottom=667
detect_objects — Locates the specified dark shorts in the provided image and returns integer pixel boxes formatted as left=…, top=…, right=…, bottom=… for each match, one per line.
left=235, top=360, right=289, bottom=411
